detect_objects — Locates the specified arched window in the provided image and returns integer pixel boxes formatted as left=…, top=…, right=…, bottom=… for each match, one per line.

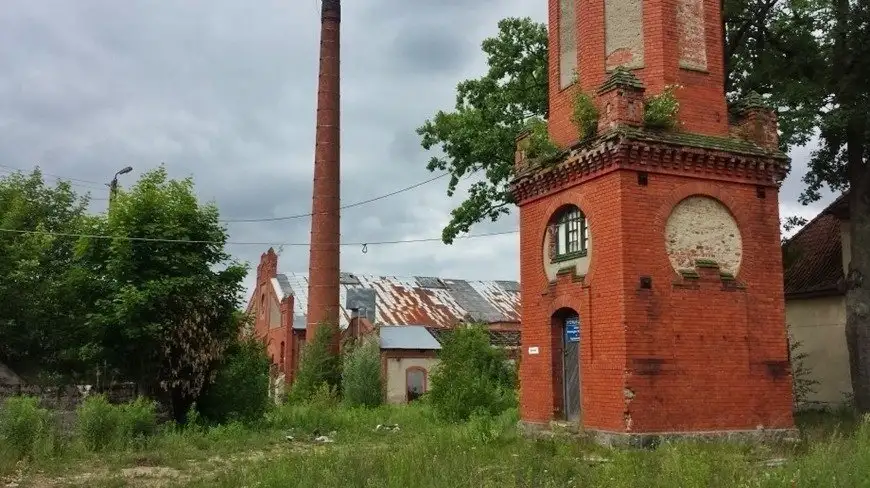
left=406, top=367, right=427, bottom=402
left=551, top=206, right=589, bottom=260
left=280, top=341, right=286, bottom=369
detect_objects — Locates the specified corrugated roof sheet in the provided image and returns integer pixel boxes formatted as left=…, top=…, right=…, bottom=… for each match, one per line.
left=783, top=196, right=846, bottom=298
left=271, top=272, right=520, bottom=329
left=426, top=327, right=521, bottom=348
left=379, top=326, right=441, bottom=350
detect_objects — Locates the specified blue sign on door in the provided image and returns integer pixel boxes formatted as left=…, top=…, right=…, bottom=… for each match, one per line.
left=565, top=317, right=580, bottom=342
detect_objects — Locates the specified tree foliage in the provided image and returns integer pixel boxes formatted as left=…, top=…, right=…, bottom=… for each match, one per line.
left=428, top=325, right=517, bottom=422
left=287, top=324, right=341, bottom=404
left=341, top=336, right=383, bottom=408
left=416, top=17, right=547, bottom=244
left=76, top=166, right=247, bottom=420
left=0, top=166, right=248, bottom=421
left=197, top=332, right=271, bottom=424
left=0, top=170, right=96, bottom=376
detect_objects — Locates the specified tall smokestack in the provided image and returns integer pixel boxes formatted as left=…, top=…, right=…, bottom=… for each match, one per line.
left=306, top=0, right=341, bottom=352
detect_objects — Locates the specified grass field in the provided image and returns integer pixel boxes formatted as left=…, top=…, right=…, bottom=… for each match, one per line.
left=1, top=401, right=868, bottom=488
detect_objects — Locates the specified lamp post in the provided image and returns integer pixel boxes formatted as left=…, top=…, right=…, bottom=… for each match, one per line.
left=108, top=166, right=133, bottom=207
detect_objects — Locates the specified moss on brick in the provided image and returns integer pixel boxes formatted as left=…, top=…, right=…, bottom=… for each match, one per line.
left=597, top=67, right=645, bottom=94
left=694, top=259, right=720, bottom=269
left=552, top=249, right=588, bottom=263
left=679, top=269, right=701, bottom=280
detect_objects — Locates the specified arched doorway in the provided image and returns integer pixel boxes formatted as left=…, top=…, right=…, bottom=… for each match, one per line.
left=552, top=307, right=581, bottom=422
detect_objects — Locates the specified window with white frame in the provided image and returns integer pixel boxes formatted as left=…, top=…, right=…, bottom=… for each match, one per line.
left=552, top=206, right=589, bottom=261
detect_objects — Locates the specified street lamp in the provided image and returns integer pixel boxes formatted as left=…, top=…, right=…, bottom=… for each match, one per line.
left=108, top=166, right=133, bottom=206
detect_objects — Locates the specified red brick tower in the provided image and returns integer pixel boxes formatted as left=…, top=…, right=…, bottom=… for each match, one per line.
left=306, top=0, right=341, bottom=352
left=513, top=0, right=795, bottom=444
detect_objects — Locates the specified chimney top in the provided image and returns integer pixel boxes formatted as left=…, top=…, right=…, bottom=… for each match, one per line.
left=322, top=0, right=340, bottom=20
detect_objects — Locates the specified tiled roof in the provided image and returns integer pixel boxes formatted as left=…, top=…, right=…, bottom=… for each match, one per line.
left=783, top=197, right=846, bottom=298
left=271, top=272, right=520, bottom=329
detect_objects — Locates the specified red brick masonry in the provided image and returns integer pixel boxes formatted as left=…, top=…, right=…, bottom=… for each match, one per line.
left=515, top=0, right=796, bottom=440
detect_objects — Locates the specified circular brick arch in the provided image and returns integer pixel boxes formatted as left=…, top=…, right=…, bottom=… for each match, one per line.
left=538, top=191, right=598, bottom=284
left=652, top=182, right=751, bottom=278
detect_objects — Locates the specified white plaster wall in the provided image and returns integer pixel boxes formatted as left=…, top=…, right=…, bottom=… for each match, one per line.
left=384, top=357, right=440, bottom=405
left=786, top=296, right=853, bottom=408
left=676, top=0, right=708, bottom=70
left=665, top=196, right=743, bottom=274
left=558, top=0, right=577, bottom=88
left=605, top=0, right=644, bottom=70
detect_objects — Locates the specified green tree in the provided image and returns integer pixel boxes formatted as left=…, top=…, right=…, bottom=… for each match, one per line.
left=420, top=6, right=870, bottom=411
left=78, top=166, right=247, bottom=421
left=0, top=169, right=99, bottom=378
left=341, top=336, right=383, bottom=408
left=416, top=17, right=547, bottom=244
left=428, top=325, right=516, bottom=422
left=287, top=323, right=341, bottom=403
left=197, top=331, right=271, bottom=424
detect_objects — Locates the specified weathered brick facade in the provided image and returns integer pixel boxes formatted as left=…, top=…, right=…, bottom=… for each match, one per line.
left=307, top=0, right=342, bottom=353
left=516, top=0, right=795, bottom=441
left=547, top=0, right=729, bottom=148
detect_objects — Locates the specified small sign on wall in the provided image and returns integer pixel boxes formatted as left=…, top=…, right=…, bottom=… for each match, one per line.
left=528, top=346, right=540, bottom=355
left=565, top=317, right=580, bottom=343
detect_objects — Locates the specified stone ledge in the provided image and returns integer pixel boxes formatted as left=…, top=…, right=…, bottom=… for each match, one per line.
left=518, top=420, right=800, bottom=448
left=588, top=428, right=800, bottom=448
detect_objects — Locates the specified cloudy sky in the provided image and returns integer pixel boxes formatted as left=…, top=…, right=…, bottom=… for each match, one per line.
left=0, top=0, right=836, bottom=299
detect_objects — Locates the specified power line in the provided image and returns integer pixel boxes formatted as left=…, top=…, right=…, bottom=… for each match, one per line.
left=0, top=164, right=108, bottom=189
left=0, top=227, right=518, bottom=247
left=220, top=173, right=450, bottom=223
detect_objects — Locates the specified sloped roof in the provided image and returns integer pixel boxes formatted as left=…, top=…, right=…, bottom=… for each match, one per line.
left=379, top=326, right=441, bottom=350
left=426, top=327, right=521, bottom=348
left=783, top=197, right=846, bottom=298
left=0, top=361, right=22, bottom=385
left=271, top=272, right=520, bottom=329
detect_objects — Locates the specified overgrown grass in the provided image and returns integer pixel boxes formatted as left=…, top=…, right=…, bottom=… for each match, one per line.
left=3, top=396, right=870, bottom=487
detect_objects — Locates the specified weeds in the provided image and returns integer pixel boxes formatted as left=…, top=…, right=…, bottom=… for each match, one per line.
left=0, top=396, right=54, bottom=460
left=3, top=394, right=870, bottom=487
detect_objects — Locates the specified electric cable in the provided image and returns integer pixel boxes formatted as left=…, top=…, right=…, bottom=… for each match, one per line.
left=219, top=172, right=450, bottom=223
left=0, top=227, right=518, bottom=248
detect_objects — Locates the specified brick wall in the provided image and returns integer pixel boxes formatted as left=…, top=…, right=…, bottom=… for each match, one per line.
left=0, top=382, right=141, bottom=430
left=547, top=0, right=729, bottom=148
left=518, top=167, right=794, bottom=433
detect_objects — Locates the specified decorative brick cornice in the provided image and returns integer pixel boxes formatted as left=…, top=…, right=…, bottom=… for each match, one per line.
left=511, top=128, right=790, bottom=205
left=597, top=67, right=645, bottom=95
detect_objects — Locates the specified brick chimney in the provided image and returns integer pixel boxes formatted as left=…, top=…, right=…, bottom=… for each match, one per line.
left=306, top=0, right=341, bottom=354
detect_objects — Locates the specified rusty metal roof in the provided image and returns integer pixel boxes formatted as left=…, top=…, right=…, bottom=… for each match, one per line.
left=271, top=272, right=520, bottom=329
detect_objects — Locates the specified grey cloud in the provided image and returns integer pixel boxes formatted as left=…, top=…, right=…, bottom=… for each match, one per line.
left=387, top=22, right=474, bottom=76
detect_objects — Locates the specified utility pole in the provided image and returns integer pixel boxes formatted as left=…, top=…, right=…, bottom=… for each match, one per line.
left=108, top=166, right=133, bottom=208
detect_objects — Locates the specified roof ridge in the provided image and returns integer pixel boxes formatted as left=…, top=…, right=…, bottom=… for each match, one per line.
left=277, top=270, right=520, bottom=284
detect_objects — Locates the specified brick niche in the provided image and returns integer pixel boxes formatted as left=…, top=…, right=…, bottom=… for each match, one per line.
left=513, top=0, right=796, bottom=444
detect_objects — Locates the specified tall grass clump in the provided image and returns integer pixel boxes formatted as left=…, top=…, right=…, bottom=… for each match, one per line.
left=76, top=395, right=157, bottom=451
left=341, top=337, right=383, bottom=408
left=198, top=336, right=271, bottom=424
left=427, top=325, right=517, bottom=422
left=0, top=396, right=54, bottom=460
left=288, top=324, right=340, bottom=404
